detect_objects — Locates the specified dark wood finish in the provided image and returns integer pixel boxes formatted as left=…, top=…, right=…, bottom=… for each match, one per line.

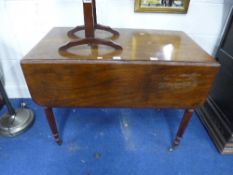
left=59, top=38, right=122, bottom=58
left=83, top=2, right=94, bottom=38
left=68, top=0, right=120, bottom=39
left=21, top=27, right=220, bottom=146
left=22, top=28, right=217, bottom=62
left=21, top=62, right=218, bottom=109
left=196, top=98, right=233, bottom=154
left=44, top=107, right=61, bottom=144
left=196, top=9, right=233, bottom=154
left=170, top=109, right=194, bottom=151
left=62, top=0, right=122, bottom=54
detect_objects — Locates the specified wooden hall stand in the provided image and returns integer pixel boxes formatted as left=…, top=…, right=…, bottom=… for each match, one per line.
left=21, top=27, right=220, bottom=150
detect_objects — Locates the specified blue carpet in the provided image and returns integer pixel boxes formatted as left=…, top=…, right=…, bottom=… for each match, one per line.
left=0, top=99, right=233, bottom=175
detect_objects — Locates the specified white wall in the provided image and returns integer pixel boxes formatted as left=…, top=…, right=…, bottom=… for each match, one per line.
left=0, top=0, right=233, bottom=98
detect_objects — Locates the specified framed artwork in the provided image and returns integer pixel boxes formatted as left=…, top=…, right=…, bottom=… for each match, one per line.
left=135, top=0, right=190, bottom=13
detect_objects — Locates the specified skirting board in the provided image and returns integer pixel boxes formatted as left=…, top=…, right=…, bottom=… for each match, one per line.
left=196, top=97, right=233, bottom=154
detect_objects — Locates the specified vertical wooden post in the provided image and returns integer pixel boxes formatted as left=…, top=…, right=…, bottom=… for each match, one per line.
left=61, top=0, right=122, bottom=54
left=83, top=0, right=95, bottom=38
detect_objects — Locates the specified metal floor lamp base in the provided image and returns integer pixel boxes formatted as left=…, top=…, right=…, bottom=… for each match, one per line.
left=0, top=108, right=34, bottom=136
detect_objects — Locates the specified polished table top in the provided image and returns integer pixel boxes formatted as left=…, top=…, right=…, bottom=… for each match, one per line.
left=23, top=27, right=217, bottom=65
left=21, top=27, right=219, bottom=108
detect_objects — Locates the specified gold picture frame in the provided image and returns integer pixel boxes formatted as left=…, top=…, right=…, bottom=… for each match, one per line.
left=135, top=0, right=190, bottom=13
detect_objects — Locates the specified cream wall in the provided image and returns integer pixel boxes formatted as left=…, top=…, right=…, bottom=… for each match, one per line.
left=0, top=0, right=233, bottom=98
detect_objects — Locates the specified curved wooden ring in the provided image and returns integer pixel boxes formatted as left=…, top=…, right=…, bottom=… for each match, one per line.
left=58, top=38, right=123, bottom=59
left=67, top=24, right=120, bottom=40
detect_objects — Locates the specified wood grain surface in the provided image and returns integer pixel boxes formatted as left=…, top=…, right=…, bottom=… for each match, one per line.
left=21, top=27, right=220, bottom=108
left=22, top=27, right=216, bottom=62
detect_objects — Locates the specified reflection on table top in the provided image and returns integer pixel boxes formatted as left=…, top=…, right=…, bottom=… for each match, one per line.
left=23, top=27, right=216, bottom=64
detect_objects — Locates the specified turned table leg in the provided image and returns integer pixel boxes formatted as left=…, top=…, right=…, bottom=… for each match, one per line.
left=169, top=109, right=194, bottom=151
left=44, top=107, right=62, bottom=145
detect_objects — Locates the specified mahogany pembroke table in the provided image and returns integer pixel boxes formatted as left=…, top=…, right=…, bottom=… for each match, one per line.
left=21, top=27, right=220, bottom=150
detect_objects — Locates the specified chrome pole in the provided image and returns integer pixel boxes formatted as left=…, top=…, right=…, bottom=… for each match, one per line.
left=0, top=79, right=16, bottom=116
